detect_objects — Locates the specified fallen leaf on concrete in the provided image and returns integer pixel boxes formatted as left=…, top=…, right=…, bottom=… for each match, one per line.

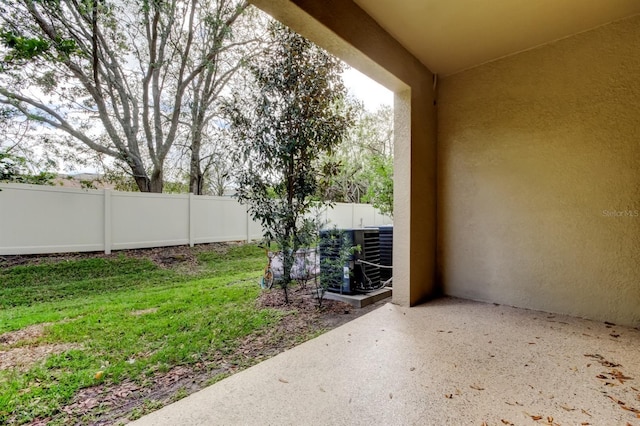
left=501, top=419, right=514, bottom=425
left=505, top=401, right=523, bottom=406
left=596, top=374, right=608, bottom=380
left=581, top=408, right=592, bottom=417
left=278, top=378, right=289, bottom=384
left=584, top=353, right=621, bottom=368
left=610, top=369, right=633, bottom=383
left=470, top=384, right=485, bottom=391
left=605, top=396, right=640, bottom=414
left=528, top=414, right=542, bottom=421
left=445, top=393, right=453, bottom=399
left=607, top=395, right=626, bottom=405
left=560, top=404, right=576, bottom=411
left=580, top=423, right=590, bottom=425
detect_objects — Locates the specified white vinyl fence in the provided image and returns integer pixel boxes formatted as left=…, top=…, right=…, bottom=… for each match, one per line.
left=0, top=183, right=392, bottom=255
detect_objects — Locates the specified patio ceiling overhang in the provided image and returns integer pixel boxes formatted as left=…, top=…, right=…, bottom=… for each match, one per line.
left=353, top=0, right=640, bottom=75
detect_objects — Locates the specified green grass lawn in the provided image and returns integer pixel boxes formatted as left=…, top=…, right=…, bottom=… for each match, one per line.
left=0, top=244, right=282, bottom=425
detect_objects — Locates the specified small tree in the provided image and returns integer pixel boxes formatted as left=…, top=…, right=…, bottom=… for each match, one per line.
left=318, top=102, right=394, bottom=208
left=362, top=155, right=393, bottom=218
left=0, top=149, right=55, bottom=185
left=225, top=22, right=352, bottom=303
left=315, top=228, right=354, bottom=308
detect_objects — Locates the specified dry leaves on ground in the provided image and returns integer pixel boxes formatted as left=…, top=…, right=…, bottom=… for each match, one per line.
left=0, top=322, right=82, bottom=372
left=1, top=343, right=82, bottom=372
left=0, top=323, right=50, bottom=346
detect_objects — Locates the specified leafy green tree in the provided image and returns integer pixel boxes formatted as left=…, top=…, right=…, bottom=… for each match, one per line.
left=320, top=101, right=394, bottom=214
left=0, top=0, right=251, bottom=192
left=362, top=154, right=393, bottom=217
left=225, top=22, right=352, bottom=303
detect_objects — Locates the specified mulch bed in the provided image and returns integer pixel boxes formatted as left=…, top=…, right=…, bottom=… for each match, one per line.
left=0, top=242, right=241, bottom=269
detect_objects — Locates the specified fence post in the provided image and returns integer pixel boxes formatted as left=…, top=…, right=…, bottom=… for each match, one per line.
left=189, top=193, right=195, bottom=247
left=104, top=189, right=112, bottom=255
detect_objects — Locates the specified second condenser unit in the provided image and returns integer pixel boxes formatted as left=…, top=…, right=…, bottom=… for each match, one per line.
left=378, top=225, right=393, bottom=285
left=319, top=228, right=381, bottom=294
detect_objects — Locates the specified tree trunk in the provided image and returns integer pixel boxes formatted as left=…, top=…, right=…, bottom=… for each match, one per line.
left=188, top=113, right=205, bottom=194
left=189, top=141, right=204, bottom=195
left=133, top=175, right=151, bottom=192
left=189, top=171, right=204, bottom=195
left=214, top=179, right=224, bottom=197
left=128, top=158, right=152, bottom=192
left=149, top=168, right=163, bottom=193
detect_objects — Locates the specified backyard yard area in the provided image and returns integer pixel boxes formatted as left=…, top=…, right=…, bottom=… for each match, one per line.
left=0, top=243, right=378, bottom=425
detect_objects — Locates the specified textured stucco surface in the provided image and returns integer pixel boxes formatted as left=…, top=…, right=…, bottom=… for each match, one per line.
left=251, top=0, right=438, bottom=306
left=438, top=16, right=640, bottom=326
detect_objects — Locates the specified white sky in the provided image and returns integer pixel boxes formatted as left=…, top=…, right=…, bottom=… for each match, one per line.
left=342, top=67, right=393, bottom=111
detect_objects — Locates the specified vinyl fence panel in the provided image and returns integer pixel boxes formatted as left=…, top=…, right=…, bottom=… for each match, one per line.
left=0, top=184, right=104, bottom=255
left=192, top=195, right=260, bottom=244
left=325, top=203, right=354, bottom=229
left=110, top=191, right=190, bottom=251
left=0, top=183, right=392, bottom=255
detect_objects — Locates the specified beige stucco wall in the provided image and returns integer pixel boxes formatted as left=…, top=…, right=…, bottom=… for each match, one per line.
left=250, top=0, right=439, bottom=306
left=438, top=16, right=640, bottom=326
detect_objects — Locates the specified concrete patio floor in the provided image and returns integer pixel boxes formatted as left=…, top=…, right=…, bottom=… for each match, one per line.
left=131, top=297, right=640, bottom=425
